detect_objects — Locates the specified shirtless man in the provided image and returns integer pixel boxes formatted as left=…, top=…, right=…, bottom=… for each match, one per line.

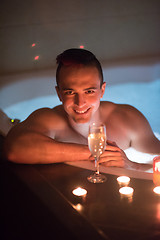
left=4, top=49, right=160, bottom=170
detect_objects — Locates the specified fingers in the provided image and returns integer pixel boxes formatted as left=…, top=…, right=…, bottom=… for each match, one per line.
left=105, top=144, right=121, bottom=152
left=102, top=147, right=124, bottom=160
left=102, top=160, right=125, bottom=167
left=106, top=140, right=118, bottom=147
left=99, top=152, right=122, bottom=162
left=99, top=155, right=124, bottom=164
left=89, top=155, right=94, bottom=161
left=89, top=139, right=129, bottom=168
left=98, top=143, right=128, bottom=168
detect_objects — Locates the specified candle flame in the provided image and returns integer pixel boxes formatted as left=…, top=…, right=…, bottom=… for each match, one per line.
left=153, top=186, right=160, bottom=195
left=119, top=187, right=134, bottom=195
left=117, top=176, right=130, bottom=184
left=72, top=187, right=87, bottom=196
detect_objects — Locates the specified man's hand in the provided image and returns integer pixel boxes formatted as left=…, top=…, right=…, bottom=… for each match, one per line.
left=99, top=140, right=152, bottom=171
left=99, top=140, right=133, bottom=168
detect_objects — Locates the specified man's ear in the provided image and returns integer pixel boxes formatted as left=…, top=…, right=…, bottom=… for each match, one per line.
left=55, top=86, right=62, bottom=102
left=101, top=82, right=106, bottom=98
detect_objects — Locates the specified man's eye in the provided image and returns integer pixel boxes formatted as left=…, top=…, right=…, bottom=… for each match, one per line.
left=86, top=90, right=95, bottom=94
left=64, top=91, right=74, bottom=95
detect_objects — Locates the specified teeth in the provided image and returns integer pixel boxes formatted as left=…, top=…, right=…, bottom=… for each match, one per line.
left=75, top=109, right=89, bottom=114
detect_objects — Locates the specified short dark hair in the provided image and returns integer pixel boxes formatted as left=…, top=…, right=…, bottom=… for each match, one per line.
left=56, top=48, right=104, bottom=87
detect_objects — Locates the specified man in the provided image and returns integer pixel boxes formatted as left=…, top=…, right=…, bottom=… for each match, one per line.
left=4, top=49, right=160, bottom=170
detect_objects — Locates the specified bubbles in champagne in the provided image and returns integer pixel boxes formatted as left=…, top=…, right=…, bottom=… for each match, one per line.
left=88, top=133, right=106, bottom=158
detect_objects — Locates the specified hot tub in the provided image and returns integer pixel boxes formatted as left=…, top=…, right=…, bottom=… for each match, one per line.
left=0, top=61, right=160, bottom=173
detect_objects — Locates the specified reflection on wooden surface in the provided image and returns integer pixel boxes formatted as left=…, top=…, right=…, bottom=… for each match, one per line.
left=66, top=161, right=153, bottom=180
left=2, top=162, right=160, bottom=240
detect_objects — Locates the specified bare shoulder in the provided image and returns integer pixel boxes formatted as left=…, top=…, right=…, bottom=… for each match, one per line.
left=101, top=101, right=160, bottom=153
left=100, top=101, right=117, bottom=118
left=110, top=103, right=155, bottom=143
left=111, top=103, right=148, bottom=127
left=26, top=105, right=66, bottom=123
left=8, top=105, right=67, bottom=137
left=25, top=105, right=68, bottom=129
left=101, top=101, right=150, bottom=129
left=114, top=104, right=147, bottom=123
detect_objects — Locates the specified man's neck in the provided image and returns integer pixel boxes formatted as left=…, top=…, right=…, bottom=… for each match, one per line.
left=68, top=110, right=102, bottom=138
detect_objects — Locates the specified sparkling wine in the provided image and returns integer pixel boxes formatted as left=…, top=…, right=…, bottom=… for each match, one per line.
left=88, top=132, right=106, bottom=158
left=87, top=123, right=107, bottom=183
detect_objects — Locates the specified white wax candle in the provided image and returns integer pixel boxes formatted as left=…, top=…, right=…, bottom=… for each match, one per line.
left=119, top=186, right=134, bottom=196
left=117, top=176, right=130, bottom=185
left=72, top=187, right=87, bottom=196
left=153, top=186, right=160, bottom=195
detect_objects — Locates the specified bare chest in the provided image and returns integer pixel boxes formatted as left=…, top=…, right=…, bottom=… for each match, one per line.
left=54, top=126, right=88, bottom=145
left=53, top=122, right=130, bottom=150
left=105, top=122, right=131, bottom=150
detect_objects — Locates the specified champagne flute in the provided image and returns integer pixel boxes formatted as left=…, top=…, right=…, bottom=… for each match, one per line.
left=87, top=123, right=107, bottom=183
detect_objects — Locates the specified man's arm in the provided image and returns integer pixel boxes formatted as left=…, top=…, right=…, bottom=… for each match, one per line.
left=129, top=106, right=160, bottom=154
left=100, top=105, right=160, bottom=170
left=3, top=109, right=90, bottom=164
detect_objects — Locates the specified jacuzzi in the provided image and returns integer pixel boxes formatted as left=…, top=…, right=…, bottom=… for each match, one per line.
left=0, top=60, right=160, bottom=176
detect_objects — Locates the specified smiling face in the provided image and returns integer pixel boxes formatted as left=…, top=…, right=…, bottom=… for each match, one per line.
left=56, top=65, right=106, bottom=124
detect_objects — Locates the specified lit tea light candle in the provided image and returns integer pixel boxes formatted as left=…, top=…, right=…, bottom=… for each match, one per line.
left=72, top=187, right=87, bottom=197
left=153, top=156, right=160, bottom=186
left=119, top=186, right=134, bottom=197
left=117, top=176, right=130, bottom=186
left=153, top=186, right=160, bottom=195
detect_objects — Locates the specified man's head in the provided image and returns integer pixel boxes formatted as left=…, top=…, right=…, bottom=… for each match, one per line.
left=55, top=49, right=106, bottom=124
left=56, top=48, right=104, bottom=87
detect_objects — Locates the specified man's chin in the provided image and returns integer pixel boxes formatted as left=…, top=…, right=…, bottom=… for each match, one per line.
left=72, top=115, right=91, bottom=124
left=74, top=118, right=89, bottom=124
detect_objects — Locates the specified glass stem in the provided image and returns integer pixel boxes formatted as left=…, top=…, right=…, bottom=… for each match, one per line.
left=95, top=157, right=100, bottom=175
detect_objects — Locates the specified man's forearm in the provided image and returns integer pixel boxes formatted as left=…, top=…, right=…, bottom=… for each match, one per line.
left=4, top=131, right=90, bottom=164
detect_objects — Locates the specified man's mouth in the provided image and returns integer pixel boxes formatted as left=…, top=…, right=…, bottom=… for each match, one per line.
left=74, top=108, right=90, bottom=114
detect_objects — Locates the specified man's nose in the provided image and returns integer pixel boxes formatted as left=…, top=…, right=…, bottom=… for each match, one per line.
left=75, top=94, right=86, bottom=107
